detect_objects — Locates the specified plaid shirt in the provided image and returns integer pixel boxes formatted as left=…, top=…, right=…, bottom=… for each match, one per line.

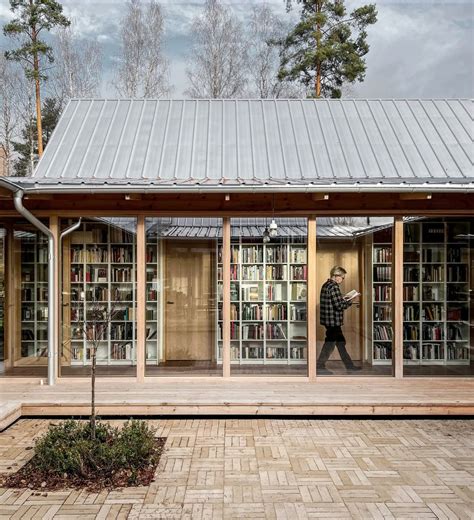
left=320, top=279, right=351, bottom=327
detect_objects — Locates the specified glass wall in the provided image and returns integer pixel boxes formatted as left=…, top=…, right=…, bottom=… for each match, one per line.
left=403, top=218, right=473, bottom=376
left=0, top=227, right=4, bottom=374
left=145, top=218, right=221, bottom=376
left=60, top=218, right=137, bottom=376
left=228, top=218, right=308, bottom=376
left=315, top=217, right=394, bottom=377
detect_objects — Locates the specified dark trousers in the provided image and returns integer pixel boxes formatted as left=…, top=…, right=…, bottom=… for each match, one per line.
left=317, top=326, right=355, bottom=368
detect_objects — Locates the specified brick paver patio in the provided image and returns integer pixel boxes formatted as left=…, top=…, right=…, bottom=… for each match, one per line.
left=0, top=418, right=473, bottom=519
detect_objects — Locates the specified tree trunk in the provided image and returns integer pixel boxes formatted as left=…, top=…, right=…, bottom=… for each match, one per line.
left=91, top=346, right=96, bottom=440
left=315, top=0, right=322, bottom=98
left=34, top=57, right=43, bottom=158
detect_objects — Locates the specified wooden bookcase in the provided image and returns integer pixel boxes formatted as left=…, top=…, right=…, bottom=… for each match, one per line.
left=372, top=220, right=471, bottom=366
left=19, top=232, right=49, bottom=361
left=66, top=221, right=136, bottom=366
left=217, top=238, right=308, bottom=365
left=145, top=237, right=163, bottom=365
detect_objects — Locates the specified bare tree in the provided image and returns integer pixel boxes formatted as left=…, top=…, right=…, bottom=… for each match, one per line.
left=51, top=23, right=103, bottom=106
left=0, top=57, right=19, bottom=175
left=246, top=4, right=304, bottom=99
left=0, top=57, right=36, bottom=176
left=113, top=0, right=170, bottom=98
left=185, top=0, right=247, bottom=98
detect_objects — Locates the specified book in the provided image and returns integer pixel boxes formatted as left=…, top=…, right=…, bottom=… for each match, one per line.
left=344, top=289, right=360, bottom=301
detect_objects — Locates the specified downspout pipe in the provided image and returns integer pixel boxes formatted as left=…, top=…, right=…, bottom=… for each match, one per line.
left=0, top=178, right=58, bottom=385
left=13, top=191, right=57, bottom=386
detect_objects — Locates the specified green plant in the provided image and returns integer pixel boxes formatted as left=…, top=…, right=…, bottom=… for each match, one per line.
left=31, top=419, right=159, bottom=485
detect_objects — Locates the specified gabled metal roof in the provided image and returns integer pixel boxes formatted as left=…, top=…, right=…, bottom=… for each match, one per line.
left=29, top=99, right=473, bottom=190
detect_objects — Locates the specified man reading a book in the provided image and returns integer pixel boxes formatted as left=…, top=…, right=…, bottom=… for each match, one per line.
left=317, top=266, right=361, bottom=373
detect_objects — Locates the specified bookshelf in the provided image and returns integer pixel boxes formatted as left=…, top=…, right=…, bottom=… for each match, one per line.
left=145, top=235, right=163, bottom=365
left=20, top=232, right=49, bottom=360
left=372, top=220, right=471, bottom=366
left=217, top=238, right=307, bottom=365
left=68, top=222, right=137, bottom=365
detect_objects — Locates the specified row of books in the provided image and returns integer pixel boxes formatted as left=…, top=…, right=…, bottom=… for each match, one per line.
left=423, top=266, right=443, bottom=282
left=403, top=324, right=419, bottom=341
left=422, top=324, right=443, bottom=341
left=21, top=288, right=48, bottom=302
left=110, top=247, right=133, bottom=263
left=110, top=323, right=133, bottom=340
left=404, top=267, right=419, bottom=282
left=403, top=304, right=419, bottom=321
left=291, top=266, right=307, bottom=280
left=374, top=266, right=391, bottom=282
left=374, top=285, right=392, bottom=302
left=266, top=246, right=288, bottom=263
left=404, top=344, right=419, bottom=360
left=71, top=247, right=108, bottom=263
left=422, top=343, right=444, bottom=360
left=423, top=304, right=443, bottom=321
left=447, top=344, right=469, bottom=360
left=266, top=304, right=287, bottom=321
left=290, top=248, right=307, bottom=264
left=111, top=342, right=134, bottom=360
left=373, top=305, right=392, bottom=321
left=447, top=246, right=466, bottom=263
left=266, top=265, right=288, bottom=280
left=373, top=344, right=392, bottom=360
left=374, top=324, right=393, bottom=341
left=111, top=268, right=133, bottom=282
left=242, top=303, right=262, bottom=321
left=266, top=323, right=287, bottom=339
left=241, top=246, right=263, bottom=264
left=242, top=265, right=264, bottom=280
left=373, top=246, right=392, bottom=263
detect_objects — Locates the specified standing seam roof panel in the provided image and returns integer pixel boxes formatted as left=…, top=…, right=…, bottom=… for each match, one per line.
left=47, top=100, right=91, bottom=179
left=30, top=98, right=473, bottom=185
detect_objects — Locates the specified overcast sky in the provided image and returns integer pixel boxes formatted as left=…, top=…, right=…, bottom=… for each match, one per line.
left=1, top=0, right=473, bottom=98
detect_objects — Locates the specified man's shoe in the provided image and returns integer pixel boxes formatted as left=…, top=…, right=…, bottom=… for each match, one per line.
left=347, top=365, right=362, bottom=371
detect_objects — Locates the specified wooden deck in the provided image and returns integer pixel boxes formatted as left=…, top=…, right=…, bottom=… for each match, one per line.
left=1, top=377, right=473, bottom=430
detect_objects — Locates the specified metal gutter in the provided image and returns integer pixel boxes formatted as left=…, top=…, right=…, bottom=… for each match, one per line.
left=0, top=178, right=57, bottom=386
left=16, top=182, right=474, bottom=195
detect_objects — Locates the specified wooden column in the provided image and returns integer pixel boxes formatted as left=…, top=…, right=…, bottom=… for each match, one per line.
left=4, top=225, right=14, bottom=370
left=50, top=216, right=60, bottom=382
left=136, top=216, right=146, bottom=382
left=307, top=216, right=317, bottom=381
left=222, top=217, right=231, bottom=378
left=392, top=217, right=404, bottom=378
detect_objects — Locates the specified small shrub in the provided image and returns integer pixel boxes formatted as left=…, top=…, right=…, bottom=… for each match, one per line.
left=1, top=419, right=165, bottom=490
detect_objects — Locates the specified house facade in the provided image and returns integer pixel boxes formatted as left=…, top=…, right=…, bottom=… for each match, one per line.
left=0, top=99, right=472, bottom=383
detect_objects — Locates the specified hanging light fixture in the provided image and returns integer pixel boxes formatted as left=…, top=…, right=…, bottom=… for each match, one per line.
left=263, top=227, right=271, bottom=243
left=269, top=193, right=278, bottom=238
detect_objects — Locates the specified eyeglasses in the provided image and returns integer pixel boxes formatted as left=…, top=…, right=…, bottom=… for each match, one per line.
left=336, top=274, right=345, bottom=280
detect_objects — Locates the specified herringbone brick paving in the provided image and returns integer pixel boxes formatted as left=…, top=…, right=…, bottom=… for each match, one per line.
left=0, top=419, right=472, bottom=519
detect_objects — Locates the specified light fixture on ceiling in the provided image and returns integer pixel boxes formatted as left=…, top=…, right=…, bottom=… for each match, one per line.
left=263, top=227, right=271, bottom=243
left=268, top=194, right=278, bottom=238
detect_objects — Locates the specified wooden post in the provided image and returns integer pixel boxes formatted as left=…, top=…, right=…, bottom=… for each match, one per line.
left=50, top=216, right=60, bottom=382
left=4, top=225, right=14, bottom=371
left=136, top=216, right=146, bottom=382
left=392, top=217, right=404, bottom=378
left=222, top=217, right=231, bottom=378
left=307, top=216, right=317, bottom=381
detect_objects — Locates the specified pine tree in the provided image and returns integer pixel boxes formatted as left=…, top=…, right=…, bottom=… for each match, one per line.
left=13, top=97, right=61, bottom=176
left=279, top=0, right=377, bottom=98
left=3, top=0, right=70, bottom=158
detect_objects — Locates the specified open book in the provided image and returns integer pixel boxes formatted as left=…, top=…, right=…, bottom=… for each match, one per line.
left=344, top=289, right=360, bottom=301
